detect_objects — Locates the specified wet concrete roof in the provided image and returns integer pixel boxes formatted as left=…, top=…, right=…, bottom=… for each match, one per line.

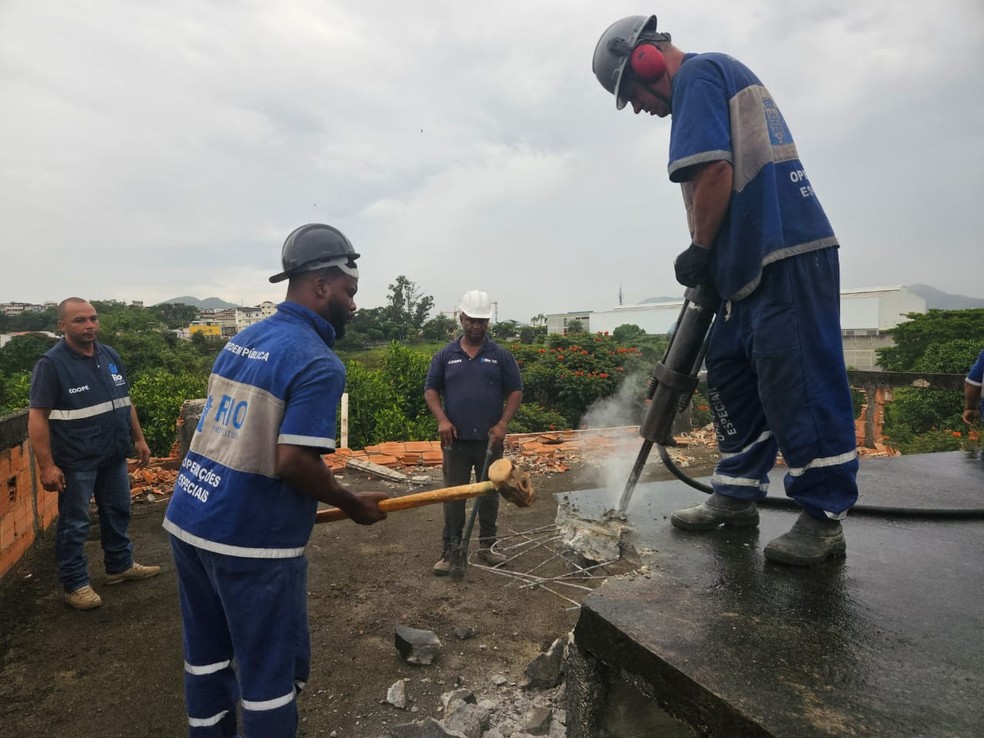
left=564, top=451, right=984, bottom=737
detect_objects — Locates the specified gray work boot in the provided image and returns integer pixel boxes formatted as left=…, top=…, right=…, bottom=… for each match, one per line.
left=764, top=511, right=846, bottom=566
left=432, top=553, right=452, bottom=576
left=670, top=492, right=759, bottom=531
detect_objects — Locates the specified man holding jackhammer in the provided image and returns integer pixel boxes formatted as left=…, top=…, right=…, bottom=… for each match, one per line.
left=593, top=16, right=859, bottom=566
left=425, top=289, right=523, bottom=575
left=163, top=224, right=387, bottom=738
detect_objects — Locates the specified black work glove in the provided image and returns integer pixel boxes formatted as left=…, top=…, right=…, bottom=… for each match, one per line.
left=673, top=243, right=713, bottom=287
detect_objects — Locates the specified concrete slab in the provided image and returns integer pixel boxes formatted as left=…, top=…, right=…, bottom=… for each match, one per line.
left=565, top=451, right=984, bottom=737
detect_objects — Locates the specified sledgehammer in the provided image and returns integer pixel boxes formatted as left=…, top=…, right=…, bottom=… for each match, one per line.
left=315, top=458, right=535, bottom=524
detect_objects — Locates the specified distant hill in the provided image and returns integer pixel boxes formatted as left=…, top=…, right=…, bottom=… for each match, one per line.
left=159, top=296, right=240, bottom=310
left=904, top=284, right=984, bottom=310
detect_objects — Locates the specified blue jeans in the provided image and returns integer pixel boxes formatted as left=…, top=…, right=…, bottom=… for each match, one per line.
left=56, top=459, right=134, bottom=592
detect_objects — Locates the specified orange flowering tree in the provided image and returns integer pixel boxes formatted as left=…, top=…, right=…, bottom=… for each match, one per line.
left=508, top=333, right=649, bottom=429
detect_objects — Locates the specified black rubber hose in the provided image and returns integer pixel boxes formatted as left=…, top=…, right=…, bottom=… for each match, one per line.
left=656, top=443, right=984, bottom=520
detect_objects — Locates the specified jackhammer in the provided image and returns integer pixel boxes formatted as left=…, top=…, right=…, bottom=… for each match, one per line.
left=617, top=284, right=719, bottom=514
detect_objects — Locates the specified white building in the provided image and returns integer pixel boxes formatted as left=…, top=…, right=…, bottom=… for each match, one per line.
left=548, top=286, right=927, bottom=370
left=546, top=311, right=592, bottom=336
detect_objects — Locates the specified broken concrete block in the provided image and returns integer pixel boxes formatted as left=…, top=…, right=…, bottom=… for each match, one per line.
left=395, top=625, right=442, bottom=665
left=520, top=706, right=553, bottom=736
left=440, top=688, right=476, bottom=710
left=346, top=456, right=409, bottom=483
left=387, top=678, right=409, bottom=709
left=177, top=399, right=207, bottom=460
left=443, top=700, right=490, bottom=738
left=523, top=637, right=566, bottom=690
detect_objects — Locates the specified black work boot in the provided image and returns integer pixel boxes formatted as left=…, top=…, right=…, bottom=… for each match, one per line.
left=670, top=492, right=759, bottom=531
left=764, top=511, right=846, bottom=566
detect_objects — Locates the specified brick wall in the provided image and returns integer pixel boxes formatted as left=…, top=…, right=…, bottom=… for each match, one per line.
left=0, top=410, right=58, bottom=581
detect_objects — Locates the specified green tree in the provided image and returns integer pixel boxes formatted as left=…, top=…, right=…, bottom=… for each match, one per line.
left=130, top=370, right=209, bottom=456
left=385, top=276, right=434, bottom=341
left=875, top=310, right=984, bottom=454
left=148, top=302, right=200, bottom=329
left=0, top=372, right=31, bottom=413
left=518, top=325, right=546, bottom=344
left=509, top=333, right=647, bottom=428
left=420, top=314, right=457, bottom=342
left=612, top=324, right=646, bottom=343
left=340, top=343, right=438, bottom=448
left=0, top=333, right=58, bottom=375
left=489, top=320, right=520, bottom=342
left=877, top=309, right=984, bottom=371
left=0, top=308, right=57, bottom=333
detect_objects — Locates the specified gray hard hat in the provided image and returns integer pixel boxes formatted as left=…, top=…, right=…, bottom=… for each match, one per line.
left=269, top=223, right=361, bottom=283
left=592, top=15, right=663, bottom=110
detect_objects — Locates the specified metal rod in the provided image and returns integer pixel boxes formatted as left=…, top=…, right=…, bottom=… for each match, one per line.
left=618, top=439, right=653, bottom=513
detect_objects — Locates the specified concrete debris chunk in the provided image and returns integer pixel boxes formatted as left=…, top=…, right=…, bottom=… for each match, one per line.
left=440, top=688, right=476, bottom=710
left=387, top=678, right=410, bottom=709
left=453, top=625, right=476, bottom=640
left=523, top=637, right=566, bottom=690
left=443, top=701, right=491, bottom=738
left=346, top=456, right=409, bottom=483
left=520, top=705, right=553, bottom=735
left=395, top=624, right=442, bottom=665
left=490, top=674, right=509, bottom=687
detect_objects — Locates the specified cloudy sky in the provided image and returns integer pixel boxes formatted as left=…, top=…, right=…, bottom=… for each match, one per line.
left=2, top=0, right=982, bottom=322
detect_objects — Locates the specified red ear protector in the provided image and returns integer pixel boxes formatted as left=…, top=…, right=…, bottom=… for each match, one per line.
left=630, top=43, right=667, bottom=82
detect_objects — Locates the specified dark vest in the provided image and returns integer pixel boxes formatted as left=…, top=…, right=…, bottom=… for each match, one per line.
left=41, top=340, right=134, bottom=470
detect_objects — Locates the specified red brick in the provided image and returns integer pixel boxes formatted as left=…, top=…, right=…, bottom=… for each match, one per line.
left=365, top=454, right=399, bottom=468
left=0, top=450, right=11, bottom=482
left=0, top=513, right=15, bottom=549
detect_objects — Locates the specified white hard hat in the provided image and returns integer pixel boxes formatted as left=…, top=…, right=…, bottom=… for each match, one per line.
left=459, top=289, right=492, bottom=319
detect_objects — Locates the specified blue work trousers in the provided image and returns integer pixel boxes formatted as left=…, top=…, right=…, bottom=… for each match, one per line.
left=56, top=459, right=133, bottom=592
left=706, top=248, right=859, bottom=519
left=441, top=439, right=501, bottom=552
left=169, top=536, right=310, bottom=738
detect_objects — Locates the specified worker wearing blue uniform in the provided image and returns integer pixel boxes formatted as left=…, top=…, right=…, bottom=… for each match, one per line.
left=594, top=16, right=858, bottom=565
left=164, top=224, right=387, bottom=738
left=29, top=297, right=159, bottom=611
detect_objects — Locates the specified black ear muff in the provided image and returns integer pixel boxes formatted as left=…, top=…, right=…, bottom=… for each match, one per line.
left=630, top=43, right=667, bottom=82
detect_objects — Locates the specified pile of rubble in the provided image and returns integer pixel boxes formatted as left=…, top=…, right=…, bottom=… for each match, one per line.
left=378, top=628, right=570, bottom=738
left=128, top=426, right=721, bottom=502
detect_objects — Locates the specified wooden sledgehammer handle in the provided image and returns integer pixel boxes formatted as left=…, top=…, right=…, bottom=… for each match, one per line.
left=315, top=480, right=495, bottom=524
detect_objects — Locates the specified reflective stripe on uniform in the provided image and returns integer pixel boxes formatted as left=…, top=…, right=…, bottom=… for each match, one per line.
left=718, top=430, right=773, bottom=459
left=711, top=472, right=769, bottom=490
left=242, top=689, right=296, bottom=712
left=185, top=659, right=232, bottom=676
left=188, top=710, right=229, bottom=728
left=48, top=396, right=131, bottom=421
left=163, top=518, right=306, bottom=559
left=787, top=449, right=858, bottom=477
